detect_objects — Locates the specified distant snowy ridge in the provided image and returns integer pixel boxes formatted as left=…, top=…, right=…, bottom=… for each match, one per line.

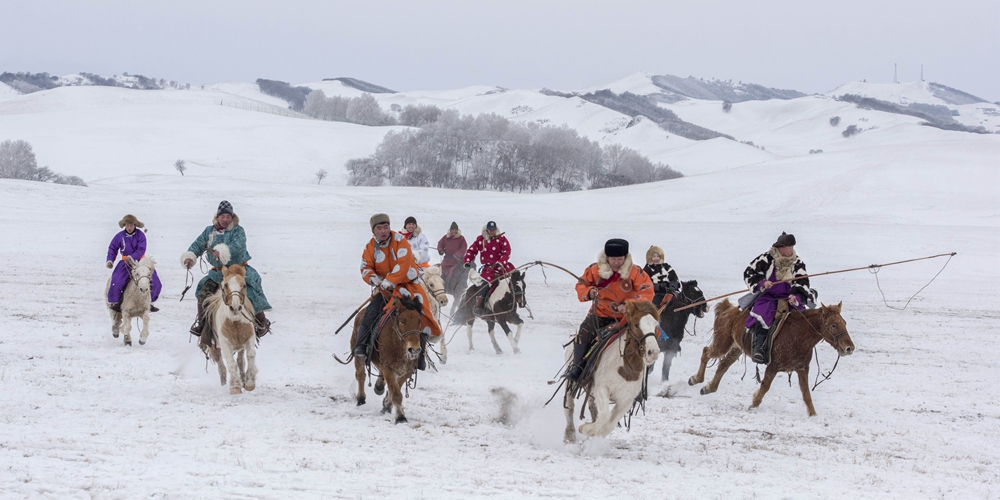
left=650, top=74, right=807, bottom=102
left=0, top=71, right=188, bottom=93
left=322, top=77, right=396, bottom=94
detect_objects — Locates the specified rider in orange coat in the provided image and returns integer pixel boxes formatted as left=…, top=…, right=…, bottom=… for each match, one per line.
left=566, top=238, right=654, bottom=381
left=355, top=213, right=442, bottom=367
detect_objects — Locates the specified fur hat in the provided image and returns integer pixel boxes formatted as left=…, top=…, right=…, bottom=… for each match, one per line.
left=605, top=238, right=629, bottom=258
left=217, top=200, right=234, bottom=217
left=404, top=216, right=417, bottom=227
left=645, top=245, right=664, bottom=264
left=486, top=220, right=497, bottom=231
left=118, top=214, right=144, bottom=229
left=772, top=232, right=796, bottom=248
left=450, top=221, right=459, bottom=231
left=370, top=213, right=390, bottom=230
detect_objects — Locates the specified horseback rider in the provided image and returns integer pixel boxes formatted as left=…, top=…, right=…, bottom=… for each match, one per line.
left=643, top=245, right=681, bottom=308
left=106, top=214, right=162, bottom=312
left=181, top=201, right=273, bottom=347
left=436, top=221, right=468, bottom=295
left=400, top=216, right=431, bottom=268
left=463, top=220, right=515, bottom=315
left=354, top=213, right=443, bottom=368
left=565, top=238, right=654, bottom=382
left=744, top=232, right=818, bottom=364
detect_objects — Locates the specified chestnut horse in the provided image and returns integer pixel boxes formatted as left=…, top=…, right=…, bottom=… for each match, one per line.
left=352, top=294, right=424, bottom=424
left=563, top=300, right=661, bottom=443
left=688, top=299, right=855, bottom=416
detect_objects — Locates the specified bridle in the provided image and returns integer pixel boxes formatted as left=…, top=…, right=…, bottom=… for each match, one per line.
left=127, top=261, right=151, bottom=291
left=392, top=308, right=424, bottom=342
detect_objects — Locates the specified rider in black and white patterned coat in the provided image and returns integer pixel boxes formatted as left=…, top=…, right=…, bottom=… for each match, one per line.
left=643, top=245, right=680, bottom=308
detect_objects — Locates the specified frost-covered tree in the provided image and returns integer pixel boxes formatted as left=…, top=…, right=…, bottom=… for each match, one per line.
left=830, top=116, right=841, bottom=126
left=842, top=124, right=860, bottom=138
left=0, top=139, right=38, bottom=179
left=174, top=159, right=186, bottom=176
left=346, top=93, right=393, bottom=126
left=722, top=101, right=733, bottom=113
left=315, top=169, right=328, bottom=184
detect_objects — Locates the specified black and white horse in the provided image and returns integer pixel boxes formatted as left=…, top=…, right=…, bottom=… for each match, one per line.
left=455, top=270, right=527, bottom=354
left=656, top=280, right=708, bottom=381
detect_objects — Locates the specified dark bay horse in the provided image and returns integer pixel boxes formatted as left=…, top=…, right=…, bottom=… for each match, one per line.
left=688, top=299, right=855, bottom=416
left=351, top=295, right=424, bottom=424
left=656, top=280, right=708, bottom=381
left=454, top=270, right=527, bottom=354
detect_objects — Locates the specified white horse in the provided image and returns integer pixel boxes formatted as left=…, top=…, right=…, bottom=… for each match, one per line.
left=563, top=300, right=661, bottom=443
left=105, top=256, right=156, bottom=346
left=421, top=265, right=449, bottom=364
left=203, top=264, right=258, bottom=394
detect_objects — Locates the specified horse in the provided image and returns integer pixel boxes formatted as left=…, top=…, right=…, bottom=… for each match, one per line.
left=563, top=300, right=661, bottom=443
left=202, top=264, right=258, bottom=395
left=442, top=256, right=469, bottom=315
left=352, top=294, right=424, bottom=424
left=420, top=265, right=449, bottom=364
left=105, top=256, right=156, bottom=346
left=454, top=268, right=527, bottom=355
left=688, top=299, right=855, bottom=416
left=656, top=280, right=708, bottom=381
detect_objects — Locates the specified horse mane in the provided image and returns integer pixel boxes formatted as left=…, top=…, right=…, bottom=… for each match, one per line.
left=714, top=298, right=734, bottom=315
left=395, top=295, right=423, bottom=312
left=138, top=256, right=156, bottom=270
left=423, top=266, right=442, bottom=277
left=224, top=264, right=246, bottom=278
left=627, top=299, right=660, bottom=322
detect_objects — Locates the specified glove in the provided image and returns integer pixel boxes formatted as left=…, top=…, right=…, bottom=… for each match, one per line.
left=379, top=279, right=394, bottom=291
left=438, top=249, right=444, bottom=256
left=184, top=259, right=194, bottom=269
left=106, top=261, right=113, bottom=269
left=369, top=276, right=383, bottom=287
left=464, top=262, right=472, bottom=269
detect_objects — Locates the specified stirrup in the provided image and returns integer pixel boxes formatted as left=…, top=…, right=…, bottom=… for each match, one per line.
left=189, top=320, right=202, bottom=337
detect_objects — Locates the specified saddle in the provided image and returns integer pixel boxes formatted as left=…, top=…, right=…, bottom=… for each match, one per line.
left=359, top=305, right=397, bottom=365
left=742, top=307, right=790, bottom=365
left=575, top=322, right=628, bottom=391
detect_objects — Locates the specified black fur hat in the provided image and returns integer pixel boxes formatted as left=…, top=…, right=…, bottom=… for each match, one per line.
left=772, top=232, right=796, bottom=248
left=604, top=238, right=629, bottom=258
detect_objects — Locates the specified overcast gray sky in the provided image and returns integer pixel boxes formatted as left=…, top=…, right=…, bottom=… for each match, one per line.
left=3, top=0, right=998, bottom=100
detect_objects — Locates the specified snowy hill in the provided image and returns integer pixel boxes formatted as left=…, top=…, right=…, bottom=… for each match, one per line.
left=1, top=70, right=999, bottom=497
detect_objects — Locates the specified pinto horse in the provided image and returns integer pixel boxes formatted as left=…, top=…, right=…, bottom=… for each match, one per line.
left=455, top=269, right=527, bottom=354
left=563, top=300, right=661, bottom=443
left=202, top=264, right=258, bottom=395
left=420, top=266, right=449, bottom=364
left=688, top=299, right=855, bottom=416
left=656, top=280, right=708, bottom=381
left=352, top=295, right=424, bottom=424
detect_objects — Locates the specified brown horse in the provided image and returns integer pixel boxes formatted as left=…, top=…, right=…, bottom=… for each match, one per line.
left=352, top=294, right=424, bottom=424
left=688, top=299, right=855, bottom=416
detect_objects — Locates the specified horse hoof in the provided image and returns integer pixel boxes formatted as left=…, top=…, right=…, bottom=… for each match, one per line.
left=230, top=388, right=242, bottom=395
left=125, top=340, right=132, bottom=346
left=513, top=348, right=521, bottom=355
left=112, top=332, right=119, bottom=338
left=139, top=339, right=146, bottom=346
left=245, top=384, right=255, bottom=392
left=494, top=349, right=503, bottom=355
left=700, top=386, right=710, bottom=395
left=688, top=377, right=697, bottom=386
left=394, top=415, right=408, bottom=424
left=374, top=381, right=385, bottom=396
left=356, top=397, right=366, bottom=406
left=564, top=431, right=576, bottom=444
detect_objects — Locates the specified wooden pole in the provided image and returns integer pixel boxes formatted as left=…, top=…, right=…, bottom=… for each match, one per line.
left=673, top=252, right=956, bottom=313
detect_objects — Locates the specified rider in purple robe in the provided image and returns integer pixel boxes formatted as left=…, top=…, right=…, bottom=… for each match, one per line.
left=743, top=232, right=817, bottom=364
left=107, top=214, right=162, bottom=311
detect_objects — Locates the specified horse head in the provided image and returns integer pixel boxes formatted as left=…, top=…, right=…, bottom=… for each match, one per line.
left=422, top=266, right=448, bottom=306
left=221, top=265, right=248, bottom=315
left=131, top=256, right=156, bottom=295
left=681, top=280, right=708, bottom=318
left=625, top=300, right=661, bottom=366
left=820, top=301, right=854, bottom=356
left=394, top=295, right=424, bottom=361
left=510, top=270, right=527, bottom=309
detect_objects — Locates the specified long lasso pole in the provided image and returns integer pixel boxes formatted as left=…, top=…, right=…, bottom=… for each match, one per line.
left=673, top=252, right=956, bottom=313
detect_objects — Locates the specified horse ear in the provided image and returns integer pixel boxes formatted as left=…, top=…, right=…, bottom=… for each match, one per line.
left=690, top=280, right=698, bottom=287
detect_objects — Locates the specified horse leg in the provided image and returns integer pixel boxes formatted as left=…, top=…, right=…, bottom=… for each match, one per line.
left=661, top=350, right=677, bottom=381
left=383, top=372, right=407, bottom=424
left=219, top=341, right=242, bottom=394
left=206, top=346, right=226, bottom=386
left=354, top=356, right=367, bottom=406
left=138, top=312, right=150, bottom=345
left=498, top=321, right=520, bottom=355
left=236, top=349, right=248, bottom=387
left=487, top=321, right=503, bottom=355
left=466, top=321, right=475, bottom=352
left=244, top=340, right=258, bottom=392
left=579, top=386, right=610, bottom=437
left=796, top=367, right=817, bottom=416
left=750, top=364, right=779, bottom=411
left=120, top=313, right=133, bottom=346
left=563, top=387, right=577, bottom=444
left=110, top=309, right=121, bottom=338
left=374, top=374, right=385, bottom=396
left=701, top=346, right=741, bottom=395
left=438, top=333, right=448, bottom=365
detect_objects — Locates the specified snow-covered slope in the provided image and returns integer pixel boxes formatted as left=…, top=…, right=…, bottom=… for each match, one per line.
left=826, top=81, right=1000, bottom=133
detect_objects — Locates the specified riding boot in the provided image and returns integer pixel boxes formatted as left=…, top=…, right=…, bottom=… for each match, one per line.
left=109, top=302, right=122, bottom=313
left=353, top=314, right=376, bottom=361
left=254, top=312, right=271, bottom=337
left=190, top=302, right=205, bottom=336
left=149, top=304, right=159, bottom=312
left=751, top=323, right=769, bottom=364
left=417, top=335, right=428, bottom=371
left=473, top=295, right=485, bottom=316
left=565, top=343, right=589, bottom=382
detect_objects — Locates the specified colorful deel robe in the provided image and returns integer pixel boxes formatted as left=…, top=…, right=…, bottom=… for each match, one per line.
left=107, top=229, right=162, bottom=303
left=360, top=230, right=442, bottom=338
left=179, top=214, right=272, bottom=312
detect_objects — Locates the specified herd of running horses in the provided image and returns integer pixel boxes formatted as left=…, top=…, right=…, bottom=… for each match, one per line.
left=106, top=258, right=854, bottom=440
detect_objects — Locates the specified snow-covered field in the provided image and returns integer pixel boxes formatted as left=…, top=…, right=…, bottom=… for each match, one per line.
left=1, top=78, right=1000, bottom=498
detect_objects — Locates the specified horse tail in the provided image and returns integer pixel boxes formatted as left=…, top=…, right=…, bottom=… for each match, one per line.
left=715, top=298, right=733, bottom=315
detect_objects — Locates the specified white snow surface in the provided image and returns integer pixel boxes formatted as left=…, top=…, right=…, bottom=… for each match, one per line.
left=1, top=80, right=1000, bottom=498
